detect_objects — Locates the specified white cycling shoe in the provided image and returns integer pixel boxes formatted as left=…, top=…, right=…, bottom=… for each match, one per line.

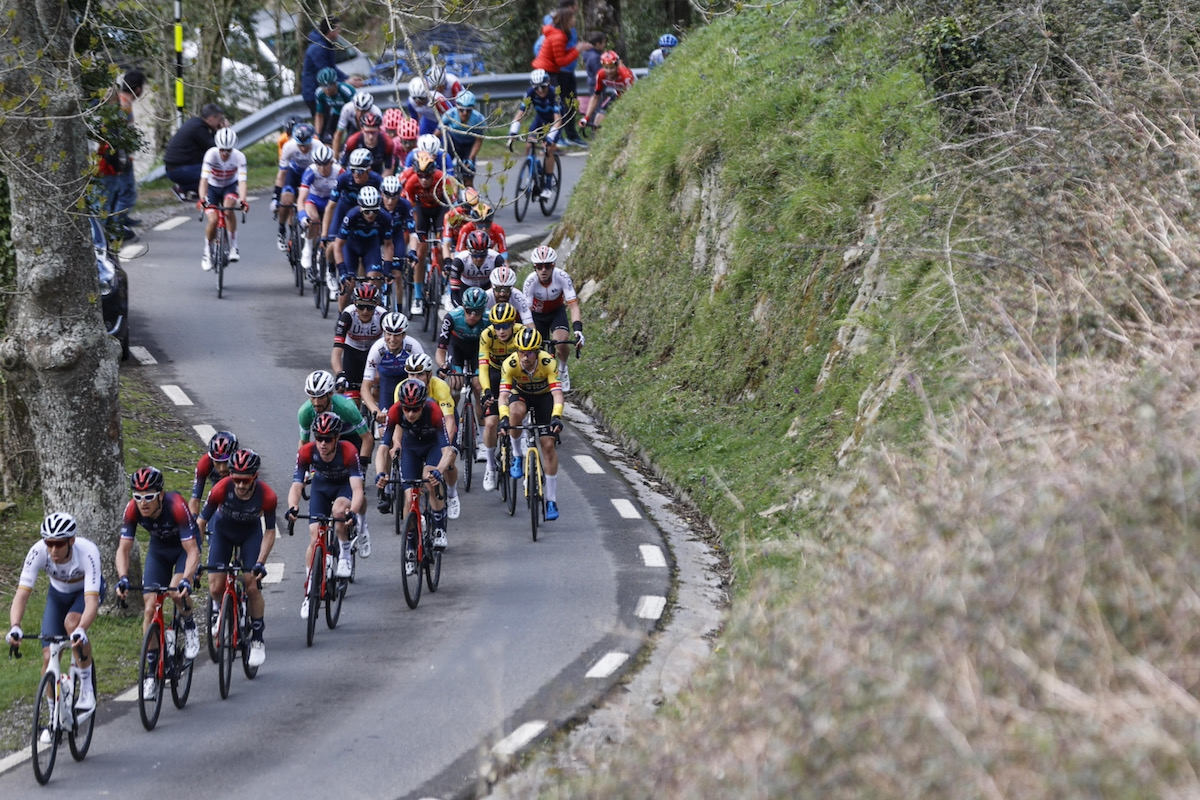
left=336, top=557, right=352, bottom=578
left=248, top=640, right=266, bottom=667
left=184, top=628, right=200, bottom=660
left=447, top=495, right=461, bottom=519
left=483, top=469, right=498, bottom=491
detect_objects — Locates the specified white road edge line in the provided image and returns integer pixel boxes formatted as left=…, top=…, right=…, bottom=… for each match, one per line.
left=193, top=424, right=217, bottom=445
left=0, top=745, right=31, bottom=775
left=491, top=720, right=547, bottom=759
left=153, top=216, right=190, bottom=231
left=573, top=454, right=603, bottom=474
left=635, top=595, right=667, bottom=620
left=586, top=651, right=629, bottom=679
left=129, top=346, right=157, bottom=365
left=506, top=233, right=532, bottom=246
left=611, top=498, right=641, bottom=519
left=639, top=544, right=667, bottom=568
left=115, top=686, right=139, bottom=702
left=161, top=385, right=193, bottom=406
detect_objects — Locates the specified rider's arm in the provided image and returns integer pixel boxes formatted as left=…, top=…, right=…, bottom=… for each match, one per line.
left=349, top=475, right=366, bottom=515
left=8, top=585, right=31, bottom=632
left=331, top=344, right=345, bottom=376
left=181, top=536, right=201, bottom=584
left=115, top=537, right=133, bottom=587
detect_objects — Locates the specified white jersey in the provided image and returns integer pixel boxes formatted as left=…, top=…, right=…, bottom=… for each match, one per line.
left=200, top=146, right=248, bottom=188
left=454, top=249, right=501, bottom=288
left=300, top=163, right=343, bottom=199
left=361, top=335, right=426, bottom=382
left=279, top=139, right=315, bottom=172
left=337, top=100, right=383, bottom=132
left=18, top=536, right=103, bottom=595
left=486, top=286, right=534, bottom=326
left=522, top=267, right=578, bottom=314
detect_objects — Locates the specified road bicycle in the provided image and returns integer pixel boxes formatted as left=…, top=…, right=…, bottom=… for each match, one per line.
left=276, top=202, right=304, bottom=297
left=199, top=201, right=247, bottom=300
left=207, top=561, right=260, bottom=698
left=419, top=224, right=444, bottom=335
left=511, top=130, right=561, bottom=222
left=129, top=584, right=195, bottom=729
left=391, top=472, right=445, bottom=609
left=311, top=236, right=340, bottom=318
left=453, top=365, right=480, bottom=492
left=11, top=633, right=96, bottom=784
left=498, top=427, right=515, bottom=516
left=515, top=421, right=559, bottom=542
left=288, top=512, right=356, bottom=646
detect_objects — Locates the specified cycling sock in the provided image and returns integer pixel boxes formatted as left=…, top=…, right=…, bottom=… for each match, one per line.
left=79, top=664, right=93, bottom=684
left=546, top=473, right=558, bottom=502
left=278, top=223, right=285, bottom=236
left=485, top=446, right=496, bottom=469
left=414, top=284, right=425, bottom=300
left=183, top=615, right=196, bottom=630
left=433, top=508, right=447, bottom=526
left=446, top=483, right=458, bottom=498
left=341, top=541, right=352, bottom=558
left=251, top=618, right=264, bottom=640
left=516, top=433, right=527, bottom=454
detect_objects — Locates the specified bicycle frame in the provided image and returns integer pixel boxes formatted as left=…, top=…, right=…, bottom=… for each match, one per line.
left=20, top=633, right=93, bottom=784
left=393, top=474, right=444, bottom=608
left=288, top=513, right=352, bottom=644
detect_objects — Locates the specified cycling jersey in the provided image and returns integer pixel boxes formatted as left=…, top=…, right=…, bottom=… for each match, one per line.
left=200, top=477, right=278, bottom=534
left=404, top=92, right=452, bottom=135
left=519, top=86, right=562, bottom=120
left=449, top=249, right=503, bottom=293
left=485, top=287, right=534, bottom=326
left=594, top=65, right=636, bottom=96
left=523, top=267, right=579, bottom=314
left=336, top=100, right=383, bottom=133
left=293, top=440, right=362, bottom=483
left=120, top=492, right=199, bottom=547
left=337, top=207, right=394, bottom=247
left=456, top=221, right=508, bottom=253
left=439, top=108, right=487, bottom=149
left=500, top=351, right=562, bottom=399
left=442, top=204, right=473, bottom=249
left=335, top=305, right=387, bottom=384
left=648, top=48, right=669, bottom=69
left=200, top=147, right=248, bottom=188
left=393, top=376, right=454, bottom=418
left=191, top=453, right=227, bottom=501
left=315, top=83, right=357, bottom=120
left=478, top=323, right=527, bottom=392
left=340, top=131, right=398, bottom=174
left=438, top=306, right=488, bottom=365
left=363, top=336, right=426, bottom=410
left=402, top=150, right=456, bottom=177
left=18, top=537, right=103, bottom=595
left=279, top=139, right=315, bottom=174
left=402, top=170, right=456, bottom=210
left=297, top=394, right=370, bottom=442
left=386, top=399, right=451, bottom=449
left=300, top=163, right=343, bottom=200
left=329, top=171, right=383, bottom=226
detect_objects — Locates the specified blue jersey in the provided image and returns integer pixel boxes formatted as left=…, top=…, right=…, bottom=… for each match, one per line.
left=519, top=87, right=562, bottom=121
left=439, top=109, right=487, bottom=148
left=365, top=337, right=425, bottom=412
left=330, top=171, right=383, bottom=227
left=386, top=198, right=416, bottom=244
left=337, top=207, right=394, bottom=246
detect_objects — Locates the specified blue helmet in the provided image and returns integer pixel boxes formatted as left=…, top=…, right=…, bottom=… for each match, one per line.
left=291, top=123, right=315, bottom=145
left=659, top=33, right=678, bottom=49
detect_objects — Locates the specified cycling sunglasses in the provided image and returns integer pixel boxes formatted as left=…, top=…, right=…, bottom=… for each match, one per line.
left=132, top=492, right=161, bottom=502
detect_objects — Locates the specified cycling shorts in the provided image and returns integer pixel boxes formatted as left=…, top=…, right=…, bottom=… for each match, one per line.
left=400, top=441, right=443, bottom=482
left=512, top=390, right=556, bottom=428
left=309, top=477, right=353, bottom=519
left=282, top=166, right=306, bottom=195
left=532, top=116, right=561, bottom=145
left=41, top=579, right=107, bottom=640
left=143, top=543, right=188, bottom=590
left=343, top=240, right=383, bottom=276
left=208, top=524, right=264, bottom=571
left=205, top=183, right=240, bottom=209
left=532, top=307, right=570, bottom=336
left=414, top=205, right=446, bottom=239
left=305, top=194, right=331, bottom=216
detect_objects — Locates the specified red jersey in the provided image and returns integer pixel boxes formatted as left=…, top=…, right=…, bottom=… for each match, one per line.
left=456, top=221, right=508, bottom=254
left=402, top=170, right=454, bottom=209
left=594, top=65, right=636, bottom=96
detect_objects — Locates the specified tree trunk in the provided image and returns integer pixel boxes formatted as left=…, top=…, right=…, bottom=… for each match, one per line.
left=0, top=0, right=127, bottom=571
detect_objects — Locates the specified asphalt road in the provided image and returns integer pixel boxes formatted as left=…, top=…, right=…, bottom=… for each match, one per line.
left=0, top=149, right=673, bottom=798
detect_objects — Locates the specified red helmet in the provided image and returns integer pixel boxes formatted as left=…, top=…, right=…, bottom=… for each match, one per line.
left=397, top=117, right=419, bottom=140
left=466, top=230, right=490, bottom=256
left=382, top=108, right=405, bottom=131
left=600, top=50, right=620, bottom=66
left=131, top=466, right=164, bottom=493
left=208, top=430, right=238, bottom=462
left=229, top=449, right=260, bottom=476
left=397, top=378, right=428, bottom=407
left=312, top=412, right=341, bottom=438
left=354, top=282, right=381, bottom=305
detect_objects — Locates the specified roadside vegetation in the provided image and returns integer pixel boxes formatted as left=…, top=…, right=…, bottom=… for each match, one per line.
left=530, top=0, right=1200, bottom=796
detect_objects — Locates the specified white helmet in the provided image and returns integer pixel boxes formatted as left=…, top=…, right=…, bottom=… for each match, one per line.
left=312, top=143, right=334, bottom=165
left=380, top=174, right=402, bottom=196
left=530, top=245, right=557, bottom=264
left=407, top=77, right=429, bottom=101
left=405, top=352, right=434, bottom=374
left=426, top=64, right=445, bottom=90
left=305, top=369, right=335, bottom=397
left=214, top=127, right=237, bottom=149
left=40, top=512, right=78, bottom=541
left=417, top=134, right=442, bottom=156
left=348, top=148, right=373, bottom=169
left=382, top=311, right=409, bottom=334
left=357, top=185, right=381, bottom=210
left=353, top=91, right=374, bottom=111
left=489, top=265, right=516, bottom=288
left=530, top=69, right=549, bottom=87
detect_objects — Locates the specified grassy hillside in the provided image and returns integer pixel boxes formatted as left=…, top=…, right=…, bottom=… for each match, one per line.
left=536, top=0, right=1200, bottom=796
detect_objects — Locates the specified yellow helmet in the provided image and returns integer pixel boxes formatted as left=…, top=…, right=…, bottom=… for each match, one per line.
left=489, top=303, right=517, bottom=325
left=514, top=327, right=542, bottom=352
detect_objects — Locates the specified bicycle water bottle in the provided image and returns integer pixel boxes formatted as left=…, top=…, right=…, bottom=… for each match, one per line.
left=165, top=628, right=176, bottom=654
left=59, top=674, right=73, bottom=723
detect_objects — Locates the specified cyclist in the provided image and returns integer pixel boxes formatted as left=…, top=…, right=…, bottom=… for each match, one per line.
left=584, top=51, right=636, bottom=131
left=116, top=467, right=202, bottom=698
left=440, top=187, right=480, bottom=266
left=298, top=369, right=373, bottom=472
left=287, top=412, right=365, bottom=617
left=331, top=185, right=394, bottom=312
left=332, top=90, right=383, bottom=160
left=381, top=174, right=418, bottom=292
left=332, top=281, right=387, bottom=403
left=508, top=69, right=564, bottom=201
left=436, top=287, right=489, bottom=514
left=401, top=134, right=457, bottom=179
left=7, top=513, right=104, bottom=717
left=386, top=379, right=455, bottom=554
left=198, top=127, right=248, bottom=270
left=274, top=122, right=316, bottom=252
left=498, top=328, right=565, bottom=520
left=456, top=200, right=508, bottom=255
left=439, top=90, right=485, bottom=188
left=390, top=115, right=420, bottom=166
left=486, top=265, right=535, bottom=326
left=648, top=33, right=678, bottom=69
left=197, top=449, right=276, bottom=667
left=313, top=67, right=357, bottom=143
left=362, top=314, right=426, bottom=511
left=339, top=112, right=398, bottom=176
left=477, top=303, right=527, bottom=491
left=323, top=148, right=384, bottom=263
left=189, top=429, right=238, bottom=517
left=401, top=150, right=458, bottom=316
left=425, top=63, right=463, bottom=103
left=523, top=245, right=585, bottom=391
left=448, top=230, right=504, bottom=308
left=297, top=143, right=342, bottom=276
left=404, top=76, right=452, bottom=137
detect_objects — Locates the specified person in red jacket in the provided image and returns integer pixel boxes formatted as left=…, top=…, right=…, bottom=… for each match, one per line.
left=532, top=3, right=593, bottom=145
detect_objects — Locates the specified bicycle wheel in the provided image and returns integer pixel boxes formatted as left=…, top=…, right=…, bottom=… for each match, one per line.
left=421, top=259, right=435, bottom=333
left=504, top=440, right=518, bottom=517
left=215, top=229, right=228, bottom=299
left=529, top=451, right=541, bottom=542
left=206, top=594, right=219, bottom=662
left=460, top=402, right=476, bottom=492
left=305, top=548, right=321, bottom=646
left=403, top=261, right=415, bottom=316
left=540, top=153, right=562, bottom=215
left=423, top=500, right=442, bottom=593
left=498, top=436, right=510, bottom=506
left=32, top=670, right=58, bottom=784
left=514, top=160, right=533, bottom=222
left=325, top=554, right=344, bottom=630
left=170, top=618, right=194, bottom=709
left=320, top=261, right=334, bottom=318
left=240, top=595, right=258, bottom=679
left=68, top=666, right=96, bottom=760
left=138, top=622, right=164, bottom=729
left=218, top=592, right=234, bottom=698
left=401, top=511, right=423, bottom=609
left=291, top=226, right=305, bottom=295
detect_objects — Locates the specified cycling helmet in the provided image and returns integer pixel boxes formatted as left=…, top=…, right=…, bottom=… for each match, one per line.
left=530, top=68, right=549, bottom=87
left=41, top=512, right=78, bottom=541
left=658, top=33, right=679, bottom=48
left=305, top=369, right=336, bottom=397
left=382, top=107, right=405, bottom=131
left=466, top=230, right=490, bottom=256
left=417, top=134, right=442, bottom=155
left=357, top=185, right=381, bottom=211
left=600, top=50, right=620, bottom=66
left=214, top=127, right=237, bottom=149
left=462, top=286, right=488, bottom=310
left=397, top=378, right=428, bottom=406
left=130, top=466, right=165, bottom=493
left=414, top=150, right=437, bottom=175
left=208, top=430, right=238, bottom=462
left=397, top=117, right=419, bottom=140
left=470, top=203, right=495, bottom=224
left=489, top=302, right=517, bottom=325
left=317, top=67, right=339, bottom=86
left=348, top=148, right=372, bottom=169
left=354, top=281, right=381, bottom=305
left=455, top=90, right=476, bottom=110
left=359, top=112, right=381, bottom=129
left=312, top=143, right=334, bottom=165
left=405, top=352, right=434, bottom=374
left=514, top=327, right=543, bottom=351
left=229, top=449, right=260, bottom=476
left=407, top=77, right=429, bottom=101
left=353, top=91, right=374, bottom=111
left=312, top=412, right=341, bottom=438
left=380, top=174, right=402, bottom=196
left=292, top=122, right=315, bottom=145
left=283, top=114, right=304, bottom=136
left=382, top=311, right=410, bottom=334
left=426, top=64, right=446, bottom=90
left=490, top=265, right=516, bottom=288
left=460, top=187, right=480, bottom=207
left=530, top=245, right=557, bottom=264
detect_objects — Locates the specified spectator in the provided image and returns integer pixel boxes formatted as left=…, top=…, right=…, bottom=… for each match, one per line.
left=97, top=70, right=145, bottom=240
left=163, top=103, right=225, bottom=201
left=302, top=17, right=349, bottom=117
left=582, top=31, right=607, bottom=92
left=533, top=0, right=592, bottom=147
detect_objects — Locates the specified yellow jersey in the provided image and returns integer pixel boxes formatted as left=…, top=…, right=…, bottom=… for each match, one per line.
left=477, top=323, right=526, bottom=391
left=395, top=375, right=454, bottom=417
left=499, top=352, right=563, bottom=419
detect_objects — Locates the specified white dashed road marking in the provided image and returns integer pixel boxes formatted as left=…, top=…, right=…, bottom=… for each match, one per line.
left=506, top=233, right=532, bottom=247
left=491, top=720, right=547, bottom=759
left=119, top=243, right=147, bottom=259
left=573, top=455, right=603, bottom=474
left=153, top=216, right=190, bottom=231
left=160, top=385, right=193, bottom=406
left=129, top=346, right=157, bottom=365
left=193, top=424, right=217, bottom=444
left=639, top=544, right=667, bottom=568
left=635, top=595, right=667, bottom=620
left=261, top=563, right=285, bottom=585
left=611, top=498, right=641, bottom=519
left=586, top=651, right=629, bottom=678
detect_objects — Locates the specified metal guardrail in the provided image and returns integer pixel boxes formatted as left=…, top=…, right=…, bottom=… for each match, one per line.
left=141, top=68, right=647, bottom=185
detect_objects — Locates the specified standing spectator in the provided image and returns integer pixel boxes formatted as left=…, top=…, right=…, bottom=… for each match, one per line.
left=532, top=1, right=592, bottom=148
left=163, top=103, right=225, bottom=201
left=582, top=31, right=607, bottom=95
left=302, top=17, right=348, bottom=117
left=97, top=70, right=145, bottom=240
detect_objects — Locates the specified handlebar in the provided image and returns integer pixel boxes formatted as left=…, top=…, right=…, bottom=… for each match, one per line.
left=286, top=513, right=355, bottom=536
